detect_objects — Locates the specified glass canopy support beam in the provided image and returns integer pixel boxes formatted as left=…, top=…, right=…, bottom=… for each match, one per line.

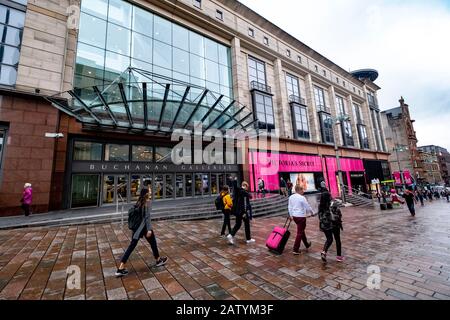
left=93, top=86, right=118, bottom=126
left=158, top=84, right=171, bottom=130
left=170, top=86, right=191, bottom=131
left=205, top=100, right=235, bottom=131
left=67, top=90, right=101, bottom=124
left=200, top=94, right=224, bottom=123
left=117, top=83, right=133, bottom=127
left=230, top=112, right=252, bottom=130
left=183, top=89, right=209, bottom=129
left=142, top=82, right=148, bottom=128
left=48, top=97, right=84, bottom=122
left=218, top=105, right=246, bottom=130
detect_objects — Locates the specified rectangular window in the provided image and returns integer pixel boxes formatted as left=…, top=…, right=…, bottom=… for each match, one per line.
left=216, top=10, right=223, bottom=20
left=248, top=28, right=255, bottom=37
left=132, top=145, right=153, bottom=162
left=263, top=37, right=269, bottom=46
left=336, top=96, right=345, bottom=116
left=286, top=49, right=291, bottom=57
left=313, top=86, right=327, bottom=112
left=253, top=92, right=275, bottom=131
left=155, top=147, right=172, bottom=163
left=292, top=104, right=310, bottom=140
left=193, top=0, right=201, bottom=8
left=314, top=65, right=318, bottom=72
left=286, top=73, right=300, bottom=100
left=0, top=2, right=26, bottom=86
left=358, top=125, right=370, bottom=149
left=353, top=103, right=363, bottom=124
left=320, top=113, right=334, bottom=144
left=343, top=121, right=354, bottom=146
left=367, top=91, right=377, bottom=107
left=105, top=144, right=129, bottom=162
left=323, top=70, right=326, bottom=77
left=297, top=56, right=302, bottom=63
left=73, top=141, right=103, bottom=161
left=248, top=55, right=266, bottom=87
left=371, top=109, right=381, bottom=151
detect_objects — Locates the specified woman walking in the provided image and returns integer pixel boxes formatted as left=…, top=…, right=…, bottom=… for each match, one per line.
left=220, top=185, right=233, bottom=237
left=116, top=187, right=167, bottom=277
left=318, top=190, right=344, bottom=263
left=21, top=183, right=33, bottom=217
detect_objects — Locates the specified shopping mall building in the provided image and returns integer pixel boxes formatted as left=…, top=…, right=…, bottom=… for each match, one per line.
left=0, top=0, right=390, bottom=216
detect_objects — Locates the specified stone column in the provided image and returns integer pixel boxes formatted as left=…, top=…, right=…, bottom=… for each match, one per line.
left=273, top=58, right=291, bottom=139
left=304, top=74, right=321, bottom=143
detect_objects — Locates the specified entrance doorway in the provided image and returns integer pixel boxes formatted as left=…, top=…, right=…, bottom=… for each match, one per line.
left=103, top=175, right=128, bottom=205
left=71, top=174, right=99, bottom=208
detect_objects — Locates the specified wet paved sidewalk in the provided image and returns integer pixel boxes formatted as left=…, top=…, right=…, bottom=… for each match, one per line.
left=0, top=200, right=450, bottom=300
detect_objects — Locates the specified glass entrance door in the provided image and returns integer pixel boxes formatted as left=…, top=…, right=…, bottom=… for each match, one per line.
left=71, top=174, right=99, bottom=208
left=103, top=175, right=128, bottom=205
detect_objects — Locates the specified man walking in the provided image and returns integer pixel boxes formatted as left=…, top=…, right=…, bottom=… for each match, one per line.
left=280, top=178, right=288, bottom=197
left=288, top=185, right=314, bottom=255
left=404, top=187, right=418, bottom=217
left=417, top=189, right=425, bottom=206
left=258, top=178, right=266, bottom=198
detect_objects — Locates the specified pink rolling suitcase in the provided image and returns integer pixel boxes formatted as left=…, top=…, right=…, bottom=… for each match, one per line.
left=266, top=218, right=291, bottom=255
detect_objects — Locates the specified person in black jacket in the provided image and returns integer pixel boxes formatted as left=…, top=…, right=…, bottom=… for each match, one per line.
left=226, top=179, right=254, bottom=245
left=318, top=190, right=344, bottom=263
left=115, top=187, right=168, bottom=277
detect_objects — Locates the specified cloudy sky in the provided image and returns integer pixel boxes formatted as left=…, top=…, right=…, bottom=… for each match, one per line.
left=239, top=0, right=450, bottom=150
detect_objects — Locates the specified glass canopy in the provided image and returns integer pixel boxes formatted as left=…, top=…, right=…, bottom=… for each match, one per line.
left=46, top=67, right=258, bottom=136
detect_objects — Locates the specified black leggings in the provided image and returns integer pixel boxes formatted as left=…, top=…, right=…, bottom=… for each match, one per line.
left=231, top=214, right=251, bottom=241
left=121, top=228, right=159, bottom=264
left=323, top=227, right=342, bottom=256
left=221, top=209, right=232, bottom=235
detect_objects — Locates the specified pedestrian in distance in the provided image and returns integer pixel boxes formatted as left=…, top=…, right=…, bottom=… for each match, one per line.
left=280, top=178, right=288, bottom=197
left=116, top=187, right=167, bottom=277
left=226, top=179, right=255, bottom=245
left=21, top=183, right=33, bottom=217
left=288, top=185, right=314, bottom=255
left=404, top=187, right=418, bottom=217
left=287, top=179, right=293, bottom=197
left=446, top=189, right=450, bottom=202
left=417, top=189, right=425, bottom=206
left=427, top=190, right=433, bottom=202
left=318, top=190, right=344, bottom=263
left=219, top=185, right=233, bottom=237
left=257, top=178, right=266, bottom=198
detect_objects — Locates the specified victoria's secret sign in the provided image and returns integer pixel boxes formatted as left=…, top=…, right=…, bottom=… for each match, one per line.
left=72, top=162, right=239, bottom=173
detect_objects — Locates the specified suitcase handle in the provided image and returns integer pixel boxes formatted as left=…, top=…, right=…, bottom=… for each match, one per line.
left=283, top=217, right=291, bottom=230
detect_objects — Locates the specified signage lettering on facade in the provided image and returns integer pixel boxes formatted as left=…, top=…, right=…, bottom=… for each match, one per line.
left=72, top=162, right=239, bottom=173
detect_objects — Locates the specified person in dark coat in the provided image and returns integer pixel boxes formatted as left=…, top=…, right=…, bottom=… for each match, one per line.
left=116, top=187, right=167, bottom=277
left=404, top=187, right=418, bottom=217
left=318, top=191, right=344, bottom=263
left=226, top=179, right=254, bottom=245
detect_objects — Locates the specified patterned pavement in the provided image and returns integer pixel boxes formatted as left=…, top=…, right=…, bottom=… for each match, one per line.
left=0, top=199, right=450, bottom=300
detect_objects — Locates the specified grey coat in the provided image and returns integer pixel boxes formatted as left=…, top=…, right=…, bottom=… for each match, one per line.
left=132, top=204, right=152, bottom=240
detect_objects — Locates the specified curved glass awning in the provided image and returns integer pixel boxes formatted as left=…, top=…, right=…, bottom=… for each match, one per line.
left=45, top=67, right=258, bottom=136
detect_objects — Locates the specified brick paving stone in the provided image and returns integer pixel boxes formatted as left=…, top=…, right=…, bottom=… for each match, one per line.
left=2, top=200, right=450, bottom=300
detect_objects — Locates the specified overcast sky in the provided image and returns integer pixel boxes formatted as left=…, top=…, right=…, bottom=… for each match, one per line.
left=239, top=0, right=450, bottom=151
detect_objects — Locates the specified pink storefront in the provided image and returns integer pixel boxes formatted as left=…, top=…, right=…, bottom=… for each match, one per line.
left=248, top=151, right=366, bottom=198
left=324, top=157, right=366, bottom=197
left=248, top=151, right=324, bottom=193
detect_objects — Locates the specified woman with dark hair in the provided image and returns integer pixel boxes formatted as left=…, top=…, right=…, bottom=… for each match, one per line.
left=115, top=187, right=167, bottom=277
left=318, top=191, right=344, bottom=263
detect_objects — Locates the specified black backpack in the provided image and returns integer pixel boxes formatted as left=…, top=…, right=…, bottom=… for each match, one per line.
left=128, top=205, right=143, bottom=230
left=215, top=194, right=225, bottom=210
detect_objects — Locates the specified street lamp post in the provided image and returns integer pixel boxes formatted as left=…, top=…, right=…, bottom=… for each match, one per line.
left=393, top=144, right=409, bottom=190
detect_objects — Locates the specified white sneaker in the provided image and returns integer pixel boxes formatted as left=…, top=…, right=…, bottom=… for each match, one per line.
left=246, top=239, right=256, bottom=244
left=226, top=234, right=234, bottom=245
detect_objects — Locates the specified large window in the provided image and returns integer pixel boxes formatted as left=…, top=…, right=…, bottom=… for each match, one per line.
left=336, top=96, right=345, bottom=116
left=313, top=86, right=327, bottom=112
left=155, top=147, right=172, bottom=163
left=254, top=92, right=275, bottom=131
left=358, top=125, right=369, bottom=149
left=353, top=103, right=363, bottom=124
left=132, top=145, right=153, bottom=162
left=320, top=113, right=334, bottom=144
left=105, top=144, right=129, bottom=161
left=343, top=121, right=354, bottom=146
left=76, top=0, right=233, bottom=97
left=73, top=141, right=103, bottom=161
left=371, top=109, right=382, bottom=151
left=0, top=2, right=26, bottom=86
left=248, top=56, right=266, bottom=87
left=286, top=73, right=300, bottom=99
left=292, top=104, right=309, bottom=140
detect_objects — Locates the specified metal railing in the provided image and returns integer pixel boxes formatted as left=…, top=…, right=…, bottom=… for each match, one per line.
left=343, top=185, right=374, bottom=200
left=316, top=105, right=331, bottom=114
left=250, top=81, right=272, bottom=94
left=289, top=95, right=306, bottom=105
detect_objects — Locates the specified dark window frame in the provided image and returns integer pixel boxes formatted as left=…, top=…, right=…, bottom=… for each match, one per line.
left=193, top=0, right=202, bottom=9
left=215, top=9, right=223, bottom=20
left=358, top=124, right=370, bottom=149
left=290, top=102, right=310, bottom=140
left=251, top=90, right=275, bottom=132
left=319, top=111, right=334, bottom=144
